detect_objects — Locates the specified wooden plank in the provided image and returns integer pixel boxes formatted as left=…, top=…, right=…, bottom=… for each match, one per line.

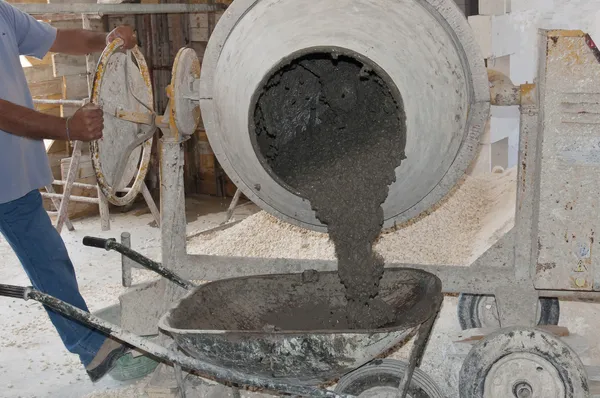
left=23, top=65, right=55, bottom=83
left=188, top=13, right=208, bottom=29
left=52, top=53, right=93, bottom=77
left=40, top=107, right=62, bottom=117
left=106, top=15, right=136, bottom=29
left=28, top=78, right=62, bottom=97
left=189, top=26, right=209, bottom=42
left=64, top=74, right=90, bottom=99
left=6, top=0, right=46, bottom=4
left=51, top=19, right=104, bottom=30
left=21, top=53, right=53, bottom=67
left=48, top=0, right=95, bottom=3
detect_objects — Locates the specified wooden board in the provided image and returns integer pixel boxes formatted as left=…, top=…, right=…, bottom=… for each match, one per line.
left=23, top=64, right=55, bottom=82
left=52, top=53, right=98, bottom=77
left=57, top=155, right=100, bottom=220
left=107, top=15, right=136, bottom=29
left=63, top=73, right=89, bottom=99
left=22, top=53, right=53, bottom=67
left=51, top=19, right=104, bottom=30
left=28, top=79, right=62, bottom=97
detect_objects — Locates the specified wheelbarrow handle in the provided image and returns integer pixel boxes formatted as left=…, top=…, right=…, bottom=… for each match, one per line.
left=82, top=236, right=110, bottom=249
left=83, top=236, right=195, bottom=290
left=0, top=284, right=31, bottom=300
left=0, top=285, right=352, bottom=398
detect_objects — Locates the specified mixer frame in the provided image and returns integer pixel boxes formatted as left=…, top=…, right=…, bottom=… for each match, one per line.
left=109, top=13, right=600, bottom=398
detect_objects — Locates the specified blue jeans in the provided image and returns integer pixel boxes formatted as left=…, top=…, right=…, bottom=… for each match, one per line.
left=0, top=190, right=105, bottom=366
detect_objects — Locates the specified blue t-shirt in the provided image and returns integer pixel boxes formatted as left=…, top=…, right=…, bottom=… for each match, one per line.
left=0, top=0, right=57, bottom=204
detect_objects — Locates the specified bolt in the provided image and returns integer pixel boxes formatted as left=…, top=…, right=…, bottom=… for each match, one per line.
left=514, top=382, right=533, bottom=398
left=575, top=278, right=586, bottom=287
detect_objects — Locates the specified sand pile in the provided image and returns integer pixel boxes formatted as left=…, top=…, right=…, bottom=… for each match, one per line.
left=188, top=168, right=517, bottom=265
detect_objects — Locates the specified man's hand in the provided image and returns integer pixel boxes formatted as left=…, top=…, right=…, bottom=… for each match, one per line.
left=68, top=104, right=104, bottom=142
left=107, top=25, right=137, bottom=49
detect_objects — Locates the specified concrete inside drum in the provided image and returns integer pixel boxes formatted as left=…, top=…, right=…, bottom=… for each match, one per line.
left=200, top=0, right=490, bottom=232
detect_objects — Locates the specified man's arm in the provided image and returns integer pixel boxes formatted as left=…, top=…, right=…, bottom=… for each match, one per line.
left=50, top=26, right=137, bottom=55
left=0, top=99, right=104, bottom=142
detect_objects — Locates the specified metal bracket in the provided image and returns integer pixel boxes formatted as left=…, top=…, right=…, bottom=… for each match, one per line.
left=494, top=285, right=539, bottom=327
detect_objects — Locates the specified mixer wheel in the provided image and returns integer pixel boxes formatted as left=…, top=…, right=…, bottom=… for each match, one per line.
left=459, top=327, right=589, bottom=398
left=457, top=294, right=559, bottom=330
left=334, top=359, right=444, bottom=398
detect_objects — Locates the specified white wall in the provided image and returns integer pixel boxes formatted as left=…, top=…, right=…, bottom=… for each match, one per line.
left=509, top=0, right=600, bottom=85
left=470, top=0, right=600, bottom=172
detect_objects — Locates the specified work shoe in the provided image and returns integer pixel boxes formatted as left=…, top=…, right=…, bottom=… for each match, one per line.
left=86, top=337, right=129, bottom=382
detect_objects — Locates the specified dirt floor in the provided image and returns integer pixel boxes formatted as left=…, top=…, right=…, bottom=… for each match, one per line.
left=1, top=187, right=600, bottom=397
left=0, top=195, right=258, bottom=398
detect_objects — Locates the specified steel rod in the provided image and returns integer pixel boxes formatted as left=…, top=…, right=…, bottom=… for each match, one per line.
left=22, top=289, right=352, bottom=398
left=52, top=180, right=131, bottom=192
left=12, top=3, right=226, bottom=16
left=33, top=99, right=87, bottom=106
left=42, top=192, right=100, bottom=204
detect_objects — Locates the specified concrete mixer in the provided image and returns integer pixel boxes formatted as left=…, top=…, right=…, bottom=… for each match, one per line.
left=199, top=0, right=489, bottom=232
left=64, top=0, right=600, bottom=396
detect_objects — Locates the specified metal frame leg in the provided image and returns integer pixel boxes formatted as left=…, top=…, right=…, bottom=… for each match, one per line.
left=397, top=299, right=442, bottom=397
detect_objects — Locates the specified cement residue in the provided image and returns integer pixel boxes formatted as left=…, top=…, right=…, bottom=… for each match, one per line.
left=253, top=52, right=406, bottom=329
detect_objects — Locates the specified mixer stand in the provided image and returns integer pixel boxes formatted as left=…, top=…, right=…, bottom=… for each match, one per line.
left=89, top=2, right=600, bottom=394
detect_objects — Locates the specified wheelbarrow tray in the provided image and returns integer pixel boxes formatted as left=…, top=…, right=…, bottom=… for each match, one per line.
left=158, top=267, right=441, bottom=386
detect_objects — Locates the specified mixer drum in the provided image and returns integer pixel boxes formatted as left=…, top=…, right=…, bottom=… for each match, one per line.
left=199, top=0, right=490, bottom=232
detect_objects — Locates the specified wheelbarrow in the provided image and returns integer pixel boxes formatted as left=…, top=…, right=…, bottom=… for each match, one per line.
left=0, top=236, right=443, bottom=397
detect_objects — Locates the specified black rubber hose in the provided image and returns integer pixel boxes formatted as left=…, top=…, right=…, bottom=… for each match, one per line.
left=82, top=236, right=194, bottom=290
left=82, top=236, right=110, bottom=249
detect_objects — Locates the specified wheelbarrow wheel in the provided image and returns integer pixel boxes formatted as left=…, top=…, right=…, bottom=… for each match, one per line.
left=334, top=359, right=444, bottom=397
left=459, top=327, right=589, bottom=398
left=457, top=294, right=559, bottom=330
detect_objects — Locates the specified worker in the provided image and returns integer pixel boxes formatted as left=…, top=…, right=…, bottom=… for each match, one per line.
left=0, top=0, right=137, bottom=382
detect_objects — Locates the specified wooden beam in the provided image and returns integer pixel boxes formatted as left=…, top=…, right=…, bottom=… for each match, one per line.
left=23, top=65, right=55, bottom=82
left=52, top=54, right=97, bottom=78
left=28, top=78, right=62, bottom=97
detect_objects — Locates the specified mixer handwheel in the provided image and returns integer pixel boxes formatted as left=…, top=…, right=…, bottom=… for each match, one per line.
left=457, top=294, right=559, bottom=330
left=334, top=359, right=444, bottom=398
left=459, top=327, right=589, bottom=398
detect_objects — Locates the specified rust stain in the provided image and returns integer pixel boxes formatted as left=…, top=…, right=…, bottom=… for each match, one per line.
left=547, top=29, right=586, bottom=38
left=518, top=135, right=528, bottom=211
left=536, top=262, right=557, bottom=273
left=520, top=84, right=536, bottom=106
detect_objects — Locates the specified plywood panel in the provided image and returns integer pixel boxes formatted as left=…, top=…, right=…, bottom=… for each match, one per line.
left=107, top=15, right=136, bottom=30
left=28, top=78, right=62, bottom=97
left=51, top=19, right=104, bottom=30
left=64, top=73, right=89, bottom=99
left=24, top=64, right=55, bottom=82
left=52, top=53, right=98, bottom=77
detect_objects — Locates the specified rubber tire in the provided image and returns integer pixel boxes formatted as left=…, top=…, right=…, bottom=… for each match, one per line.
left=334, top=359, right=444, bottom=398
left=459, top=327, right=589, bottom=398
left=457, top=294, right=560, bottom=330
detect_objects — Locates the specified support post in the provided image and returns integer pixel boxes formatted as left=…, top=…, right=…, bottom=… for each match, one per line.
left=98, top=186, right=110, bottom=231
left=121, top=232, right=133, bottom=287
left=44, top=185, right=74, bottom=231
left=56, top=141, right=82, bottom=233
left=141, top=182, right=160, bottom=227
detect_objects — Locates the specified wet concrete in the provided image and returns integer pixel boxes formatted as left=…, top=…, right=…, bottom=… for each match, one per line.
left=253, top=52, right=407, bottom=328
